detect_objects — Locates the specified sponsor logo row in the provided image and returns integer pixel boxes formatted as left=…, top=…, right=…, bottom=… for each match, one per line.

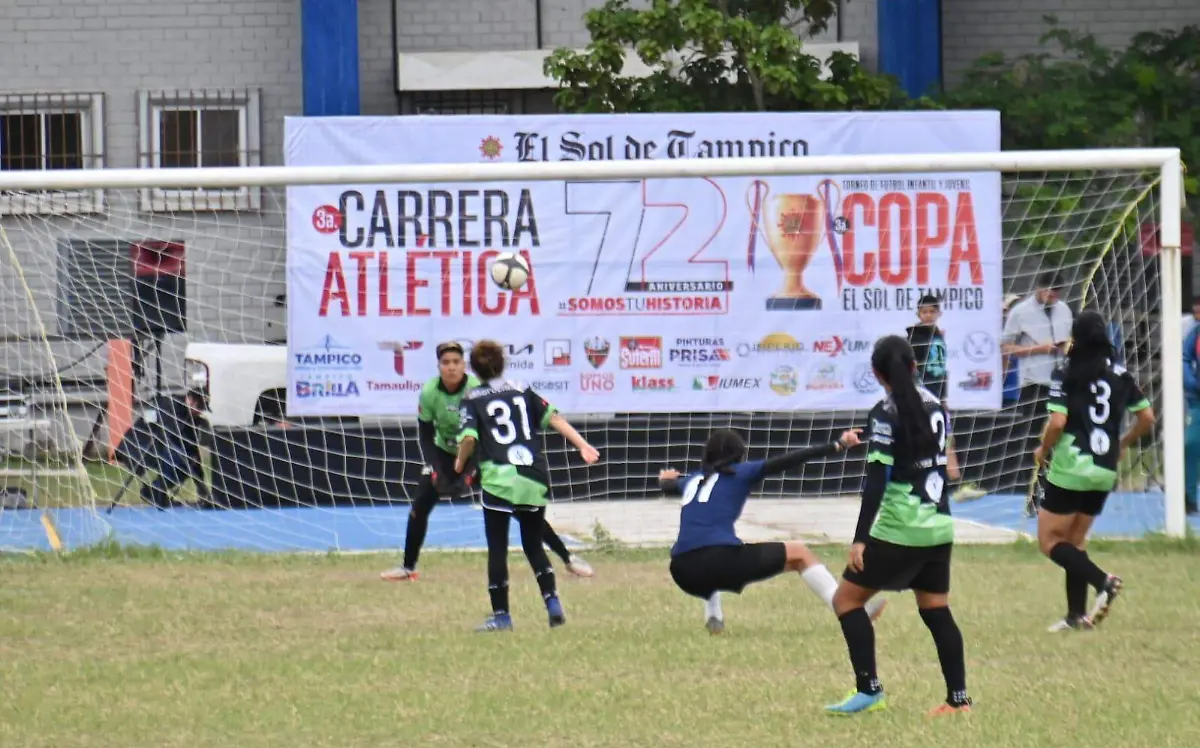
left=290, top=332, right=999, bottom=399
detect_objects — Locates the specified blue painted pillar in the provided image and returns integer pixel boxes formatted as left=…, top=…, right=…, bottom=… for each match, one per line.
left=301, top=0, right=361, bottom=116
left=877, top=0, right=942, bottom=98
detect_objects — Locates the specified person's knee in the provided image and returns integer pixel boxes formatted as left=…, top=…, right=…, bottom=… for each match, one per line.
left=783, top=541, right=818, bottom=571
left=1037, top=517, right=1068, bottom=555
left=832, top=582, right=868, bottom=616
left=915, top=590, right=950, bottom=610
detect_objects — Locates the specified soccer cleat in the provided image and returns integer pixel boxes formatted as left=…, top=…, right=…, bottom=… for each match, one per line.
left=1047, top=614, right=1093, bottom=633
left=546, top=596, right=567, bottom=628
left=475, top=613, right=513, bottom=633
left=928, top=701, right=972, bottom=717
left=705, top=616, right=725, bottom=635
left=1087, top=575, right=1123, bottom=626
left=566, top=555, right=595, bottom=577
left=824, top=690, right=887, bottom=715
left=379, top=566, right=419, bottom=582
left=952, top=483, right=987, bottom=502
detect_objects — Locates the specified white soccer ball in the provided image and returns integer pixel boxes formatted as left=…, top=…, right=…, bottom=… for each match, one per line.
left=490, top=252, right=530, bottom=291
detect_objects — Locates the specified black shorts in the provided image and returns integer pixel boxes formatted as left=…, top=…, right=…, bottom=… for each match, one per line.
left=842, top=539, right=953, bottom=594
left=426, top=451, right=476, bottom=496
left=1040, top=482, right=1108, bottom=517
left=669, top=543, right=787, bottom=599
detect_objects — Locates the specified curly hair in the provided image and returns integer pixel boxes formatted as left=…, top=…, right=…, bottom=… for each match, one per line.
left=469, top=339, right=507, bottom=381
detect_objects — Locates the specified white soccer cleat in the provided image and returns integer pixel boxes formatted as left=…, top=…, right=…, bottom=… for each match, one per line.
left=566, top=555, right=595, bottom=577
left=379, top=566, right=419, bottom=581
left=1047, top=615, right=1092, bottom=633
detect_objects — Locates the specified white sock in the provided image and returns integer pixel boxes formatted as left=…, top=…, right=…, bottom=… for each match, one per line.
left=799, top=564, right=889, bottom=617
left=799, top=564, right=840, bottom=609
left=704, top=592, right=723, bottom=621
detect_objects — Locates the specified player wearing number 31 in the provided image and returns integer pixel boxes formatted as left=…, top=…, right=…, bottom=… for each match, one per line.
left=1033, top=311, right=1155, bottom=632
left=455, top=340, right=601, bottom=633
left=826, top=335, right=971, bottom=717
left=658, top=429, right=887, bottom=636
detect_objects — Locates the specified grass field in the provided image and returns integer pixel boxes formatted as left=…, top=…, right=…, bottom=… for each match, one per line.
left=2, top=541, right=1198, bottom=748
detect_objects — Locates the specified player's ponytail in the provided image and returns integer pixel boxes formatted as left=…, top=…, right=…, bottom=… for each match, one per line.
left=871, top=335, right=938, bottom=459
left=1063, top=310, right=1114, bottom=392
left=701, top=429, right=746, bottom=477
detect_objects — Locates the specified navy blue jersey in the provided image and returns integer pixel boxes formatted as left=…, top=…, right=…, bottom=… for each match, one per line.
left=670, top=460, right=766, bottom=556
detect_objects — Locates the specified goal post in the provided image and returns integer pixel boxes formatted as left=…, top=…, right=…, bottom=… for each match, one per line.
left=0, top=147, right=1187, bottom=551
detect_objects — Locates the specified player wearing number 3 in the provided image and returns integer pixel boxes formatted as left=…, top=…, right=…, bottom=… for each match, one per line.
left=658, top=429, right=887, bottom=635
left=455, top=340, right=601, bottom=633
left=1033, top=311, right=1155, bottom=632
left=826, top=335, right=971, bottom=717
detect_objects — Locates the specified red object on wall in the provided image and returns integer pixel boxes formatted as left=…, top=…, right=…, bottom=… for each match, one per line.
left=131, top=240, right=186, bottom=277
left=1140, top=222, right=1195, bottom=256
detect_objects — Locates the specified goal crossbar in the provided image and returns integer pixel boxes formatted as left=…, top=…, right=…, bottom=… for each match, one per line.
left=0, top=147, right=1183, bottom=192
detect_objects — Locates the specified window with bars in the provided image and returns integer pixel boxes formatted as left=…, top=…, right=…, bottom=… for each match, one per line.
left=138, top=89, right=262, bottom=212
left=0, top=93, right=105, bottom=215
left=407, top=90, right=512, bottom=115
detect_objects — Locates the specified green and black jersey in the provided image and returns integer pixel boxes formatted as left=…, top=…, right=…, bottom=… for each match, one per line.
left=458, top=380, right=558, bottom=506
left=1045, top=361, right=1150, bottom=493
left=863, top=388, right=954, bottom=547
left=418, top=374, right=482, bottom=456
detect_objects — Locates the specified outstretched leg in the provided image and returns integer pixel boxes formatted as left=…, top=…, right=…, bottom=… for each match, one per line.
left=785, top=541, right=887, bottom=621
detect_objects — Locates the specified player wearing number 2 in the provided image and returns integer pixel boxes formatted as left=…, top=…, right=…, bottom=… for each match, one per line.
left=825, top=335, right=971, bottom=717
left=1033, top=311, right=1155, bottom=631
left=455, top=340, right=601, bottom=633
left=659, top=429, right=888, bottom=635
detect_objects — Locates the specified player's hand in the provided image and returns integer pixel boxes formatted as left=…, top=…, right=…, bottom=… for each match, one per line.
left=659, top=468, right=681, bottom=482
left=838, top=429, right=863, bottom=449
left=579, top=444, right=600, bottom=465
left=1032, top=446, right=1046, bottom=467
left=849, top=543, right=866, bottom=572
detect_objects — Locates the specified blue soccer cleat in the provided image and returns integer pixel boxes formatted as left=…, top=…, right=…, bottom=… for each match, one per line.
left=475, top=613, right=513, bottom=633
left=825, top=690, right=887, bottom=716
left=546, top=595, right=566, bottom=628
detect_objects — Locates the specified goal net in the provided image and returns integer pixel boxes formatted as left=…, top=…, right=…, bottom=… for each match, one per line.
left=0, top=149, right=1186, bottom=553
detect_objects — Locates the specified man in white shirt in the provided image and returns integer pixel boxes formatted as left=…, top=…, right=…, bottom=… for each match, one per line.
left=1002, top=273, right=1074, bottom=509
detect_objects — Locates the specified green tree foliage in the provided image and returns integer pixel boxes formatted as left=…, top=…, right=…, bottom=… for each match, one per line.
left=543, top=0, right=924, bottom=114
left=942, top=19, right=1198, bottom=267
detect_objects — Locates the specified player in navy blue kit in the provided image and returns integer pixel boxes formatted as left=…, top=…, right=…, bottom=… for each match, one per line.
left=658, top=428, right=887, bottom=634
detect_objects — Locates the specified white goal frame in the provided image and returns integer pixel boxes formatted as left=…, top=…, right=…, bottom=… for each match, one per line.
left=0, top=147, right=1186, bottom=537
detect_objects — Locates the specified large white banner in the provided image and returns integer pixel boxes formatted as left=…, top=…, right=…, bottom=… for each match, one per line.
left=284, top=112, right=1003, bottom=416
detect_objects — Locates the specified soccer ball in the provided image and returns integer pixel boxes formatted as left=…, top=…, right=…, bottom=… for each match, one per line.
left=490, top=252, right=530, bottom=290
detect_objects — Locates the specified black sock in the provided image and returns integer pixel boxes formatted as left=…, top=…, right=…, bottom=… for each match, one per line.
left=536, top=568, right=557, bottom=600
left=542, top=522, right=572, bottom=564
left=402, top=510, right=430, bottom=570
left=919, top=606, right=970, bottom=706
left=488, top=582, right=509, bottom=616
left=1066, top=569, right=1088, bottom=619
left=837, top=608, right=882, bottom=695
left=1048, top=542, right=1109, bottom=591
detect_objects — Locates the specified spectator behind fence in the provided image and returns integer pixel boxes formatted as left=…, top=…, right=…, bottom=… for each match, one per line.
left=1002, top=273, right=1074, bottom=493
left=1181, top=317, right=1200, bottom=516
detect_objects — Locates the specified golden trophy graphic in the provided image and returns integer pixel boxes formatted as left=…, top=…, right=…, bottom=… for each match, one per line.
left=746, top=180, right=827, bottom=311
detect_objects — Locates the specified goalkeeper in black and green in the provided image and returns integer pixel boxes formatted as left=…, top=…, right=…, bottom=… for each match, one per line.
left=379, top=341, right=594, bottom=581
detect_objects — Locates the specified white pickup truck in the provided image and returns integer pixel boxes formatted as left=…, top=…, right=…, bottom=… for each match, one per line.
left=184, top=342, right=289, bottom=427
